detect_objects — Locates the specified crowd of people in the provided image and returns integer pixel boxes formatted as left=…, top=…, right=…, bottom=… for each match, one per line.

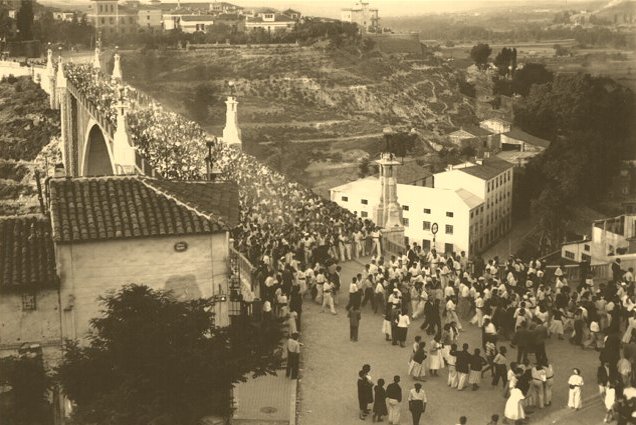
left=65, top=63, right=636, bottom=424
left=275, top=244, right=636, bottom=424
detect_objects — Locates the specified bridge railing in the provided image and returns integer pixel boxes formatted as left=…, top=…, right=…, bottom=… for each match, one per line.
left=66, top=79, right=116, bottom=139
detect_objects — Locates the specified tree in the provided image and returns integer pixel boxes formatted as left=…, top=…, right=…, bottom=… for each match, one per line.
left=470, top=43, right=492, bottom=69
left=0, top=354, right=52, bottom=425
left=511, top=63, right=553, bottom=97
left=553, top=44, right=569, bottom=57
left=57, top=284, right=284, bottom=425
left=16, top=0, right=34, bottom=41
left=184, top=83, right=217, bottom=123
left=493, top=47, right=517, bottom=76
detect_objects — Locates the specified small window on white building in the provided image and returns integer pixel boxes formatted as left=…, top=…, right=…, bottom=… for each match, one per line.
left=446, top=211, right=454, bottom=218
left=564, top=250, right=575, bottom=260
left=445, top=225, right=453, bottom=235
left=361, top=211, right=368, bottom=218
left=361, top=199, right=368, bottom=205
left=584, top=244, right=590, bottom=252
left=341, top=196, right=348, bottom=202
left=402, top=218, right=409, bottom=227
left=422, top=221, right=431, bottom=230
left=402, top=205, right=409, bottom=211
left=21, top=292, right=36, bottom=311
left=423, top=208, right=431, bottom=214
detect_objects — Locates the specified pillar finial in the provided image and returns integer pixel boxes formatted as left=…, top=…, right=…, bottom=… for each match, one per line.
left=112, top=47, right=122, bottom=81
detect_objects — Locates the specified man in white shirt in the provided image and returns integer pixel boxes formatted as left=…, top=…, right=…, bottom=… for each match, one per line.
left=321, top=280, right=337, bottom=315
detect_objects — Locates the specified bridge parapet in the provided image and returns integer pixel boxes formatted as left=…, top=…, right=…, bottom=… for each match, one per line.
left=66, top=79, right=116, bottom=140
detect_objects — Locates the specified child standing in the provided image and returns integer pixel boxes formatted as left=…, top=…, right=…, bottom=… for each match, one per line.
left=567, top=368, right=584, bottom=410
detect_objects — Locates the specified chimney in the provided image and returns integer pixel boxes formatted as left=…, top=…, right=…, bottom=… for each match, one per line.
left=483, top=151, right=490, bottom=159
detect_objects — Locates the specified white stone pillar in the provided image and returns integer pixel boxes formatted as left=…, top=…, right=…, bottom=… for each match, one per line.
left=112, top=52, right=122, bottom=81
left=56, top=60, right=68, bottom=175
left=92, top=47, right=101, bottom=71
left=54, top=59, right=65, bottom=110
left=112, top=87, right=136, bottom=174
left=374, top=152, right=403, bottom=229
left=222, top=96, right=242, bottom=148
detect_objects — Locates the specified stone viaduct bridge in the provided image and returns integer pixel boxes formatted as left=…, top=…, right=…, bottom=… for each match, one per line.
left=0, top=48, right=242, bottom=178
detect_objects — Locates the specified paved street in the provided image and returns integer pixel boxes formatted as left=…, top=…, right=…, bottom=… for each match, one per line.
left=297, top=259, right=602, bottom=425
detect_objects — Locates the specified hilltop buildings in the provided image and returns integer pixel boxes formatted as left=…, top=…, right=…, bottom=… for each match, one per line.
left=87, top=0, right=302, bottom=35
left=341, top=0, right=380, bottom=33
left=0, top=175, right=240, bottom=363
left=446, top=118, right=551, bottom=167
left=331, top=156, right=513, bottom=256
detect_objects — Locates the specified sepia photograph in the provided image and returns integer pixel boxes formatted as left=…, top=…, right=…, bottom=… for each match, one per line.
left=0, top=0, right=635, bottom=424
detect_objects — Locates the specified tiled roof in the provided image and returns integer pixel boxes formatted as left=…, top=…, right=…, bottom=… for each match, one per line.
left=503, top=128, right=551, bottom=149
left=0, top=215, right=58, bottom=291
left=48, top=176, right=239, bottom=244
left=375, top=161, right=432, bottom=185
left=181, top=15, right=216, bottom=22
left=247, top=14, right=296, bottom=23
left=457, top=157, right=513, bottom=180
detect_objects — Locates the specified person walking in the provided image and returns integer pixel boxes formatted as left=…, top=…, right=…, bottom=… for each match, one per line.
left=567, top=368, right=584, bottom=410
left=373, top=378, right=388, bottom=422
left=408, top=342, right=427, bottom=381
left=456, top=343, right=471, bottom=390
left=397, top=310, right=411, bottom=348
left=447, top=343, right=458, bottom=388
left=321, top=279, right=337, bottom=314
left=349, top=306, right=362, bottom=342
left=544, top=362, right=554, bottom=406
left=286, top=332, right=301, bottom=379
left=469, top=348, right=486, bottom=390
left=530, top=363, right=547, bottom=409
left=358, top=368, right=374, bottom=420
left=504, top=385, right=526, bottom=425
left=428, top=336, right=444, bottom=376
left=492, top=346, right=508, bottom=389
left=408, top=383, right=427, bottom=425
left=386, top=375, right=402, bottom=425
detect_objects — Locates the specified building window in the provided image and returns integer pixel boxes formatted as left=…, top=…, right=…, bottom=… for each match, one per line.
left=109, top=17, right=114, bottom=24
left=423, top=208, right=431, bottom=214
left=361, top=211, right=368, bottom=218
left=361, top=199, right=368, bottom=205
left=445, top=225, right=453, bottom=234
left=147, top=15, right=150, bottom=20
left=21, top=292, right=36, bottom=311
left=584, top=244, right=590, bottom=252
left=402, top=205, right=409, bottom=211
left=446, top=211, right=454, bottom=218
left=470, top=211, right=474, bottom=219
left=564, top=250, right=575, bottom=260
left=341, top=196, right=348, bottom=202
left=422, top=221, right=431, bottom=231
left=402, top=218, right=409, bottom=227
left=582, top=253, right=591, bottom=262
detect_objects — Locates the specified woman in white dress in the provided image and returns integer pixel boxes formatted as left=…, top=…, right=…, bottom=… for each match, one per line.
left=428, top=336, right=444, bottom=376
left=567, top=368, right=584, bottom=410
left=504, top=386, right=526, bottom=424
left=622, top=310, right=636, bottom=344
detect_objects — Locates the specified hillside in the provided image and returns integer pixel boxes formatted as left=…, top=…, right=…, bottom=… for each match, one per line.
left=0, top=76, right=61, bottom=216
left=121, top=45, right=476, bottom=185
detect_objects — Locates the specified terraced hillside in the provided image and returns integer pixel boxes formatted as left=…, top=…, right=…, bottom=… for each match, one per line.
left=0, top=76, right=61, bottom=216
left=122, top=46, right=477, bottom=184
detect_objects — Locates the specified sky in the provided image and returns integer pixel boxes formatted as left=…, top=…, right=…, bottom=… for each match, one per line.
left=49, top=0, right=604, bottom=18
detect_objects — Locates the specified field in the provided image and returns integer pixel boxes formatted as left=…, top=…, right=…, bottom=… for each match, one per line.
left=121, top=45, right=476, bottom=188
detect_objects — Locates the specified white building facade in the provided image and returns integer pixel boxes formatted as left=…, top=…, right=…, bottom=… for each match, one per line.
left=341, top=1, right=379, bottom=33
left=330, top=156, right=514, bottom=256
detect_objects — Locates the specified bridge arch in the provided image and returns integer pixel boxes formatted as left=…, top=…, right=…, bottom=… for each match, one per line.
left=81, top=121, right=115, bottom=177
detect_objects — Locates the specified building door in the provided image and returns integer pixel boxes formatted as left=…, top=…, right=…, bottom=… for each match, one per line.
left=444, top=243, right=453, bottom=254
